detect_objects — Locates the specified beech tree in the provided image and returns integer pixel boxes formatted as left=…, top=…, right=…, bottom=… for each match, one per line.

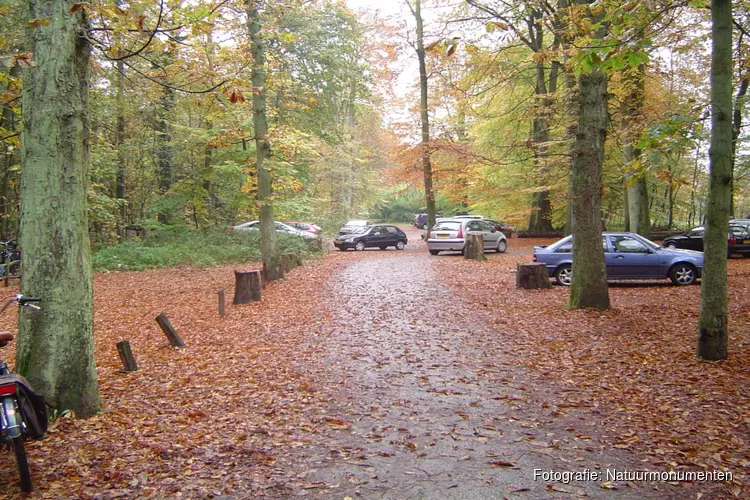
left=17, top=0, right=100, bottom=417
left=698, top=0, right=732, bottom=360
left=566, top=0, right=609, bottom=310
left=407, top=0, right=437, bottom=236
left=246, top=0, right=280, bottom=281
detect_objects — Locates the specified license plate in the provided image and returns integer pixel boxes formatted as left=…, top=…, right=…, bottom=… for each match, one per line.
left=436, top=234, right=450, bottom=238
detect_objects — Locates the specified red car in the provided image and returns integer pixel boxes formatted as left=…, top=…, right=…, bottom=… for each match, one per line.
left=283, top=221, right=322, bottom=235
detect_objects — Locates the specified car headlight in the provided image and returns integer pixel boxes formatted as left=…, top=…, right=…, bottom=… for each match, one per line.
left=344, top=238, right=355, bottom=242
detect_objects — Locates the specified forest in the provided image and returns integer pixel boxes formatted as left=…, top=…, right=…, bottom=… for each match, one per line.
left=0, top=2, right=747, bottom=497
left=1, top=0, right=744, bottom=245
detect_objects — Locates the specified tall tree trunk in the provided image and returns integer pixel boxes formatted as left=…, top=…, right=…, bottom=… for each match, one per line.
left=247, top=0, right=280, bottom=280
left=568, top=68, right=610, bottom=310
left=18, top=0, right=100, bottom=417
left=155, top=83, right=174, bottom=224
left=730, top=77, right=748, bottom=217
left=566, top=1, right=609, bottom=310
left=698, top=0, right=732, bottom=361
left=0, top=63, right=21, bottom=237
left=115, top=59, right=127, bottom=228
left=622, top=64, right=650, bottom=238
left=411, top=0, right=436, bottom=236
left=530, top=9, right=557, bottom=232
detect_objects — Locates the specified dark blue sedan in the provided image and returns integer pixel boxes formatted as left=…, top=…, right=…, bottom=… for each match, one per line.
left=533, top=232, right=704, bottom=286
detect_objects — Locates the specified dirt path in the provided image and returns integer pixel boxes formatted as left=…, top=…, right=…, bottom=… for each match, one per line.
left=293, top=236, right=696, bottom=499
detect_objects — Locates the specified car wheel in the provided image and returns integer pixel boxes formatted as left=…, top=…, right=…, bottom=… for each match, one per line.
left=496, top=240, right=507, bottom=253
left=396, top=240, right=406, bottom=250
left=555, top=265, right=572, bottom=286
left=421, top=224, right=428, bottom=230
left=670, top=263, right=697, bottom=285
left=355, top=241, right=366, bottom=251
left=665, top=242, right=677, bottom=250
left=429, top=250, right=440, bottom=255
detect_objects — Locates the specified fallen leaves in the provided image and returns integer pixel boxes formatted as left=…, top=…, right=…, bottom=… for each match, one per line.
left=435, top=239, right=750, bottom=498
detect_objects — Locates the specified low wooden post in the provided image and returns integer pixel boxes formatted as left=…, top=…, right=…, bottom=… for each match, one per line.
left=116, top=340, right=139, bottom=371
left=218, top=289, right=225, bottom=317
left=464, top=232, right=486, bottom=261
left=156, top=313, right=186, bottom=348
left=516, top=262, right=552, bottom=289
left=234, top=270, right=262, bottom=304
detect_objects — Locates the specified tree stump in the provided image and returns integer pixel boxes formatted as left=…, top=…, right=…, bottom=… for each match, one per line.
left=234, top=270, right=262, bottom=304
left=464, top=232, right=486, bottom=261
left=516, top=262, right=552, bottom=289
left=281, top=252, right=302, bottom=273
left=116, top=340, right=139, bottom=371
left=156, top=313, right=186, bottom=348
left=262, top=262, right=284, bottom=284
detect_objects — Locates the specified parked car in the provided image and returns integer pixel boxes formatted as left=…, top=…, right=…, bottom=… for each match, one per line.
left=661, top=225, right=750, bottom=257
left=485, top=219, right=516, bottom=238
left=452, top=215, right=484, bottom=221
left=533, top=232, right=704, bottom=286
left=284, top=221, right=322, bottom=235
left=230, top=220, right=318, bottom=241
left=333, top=224, right=408, bottom=251
left=427, top=218, right=507, bottom=255
left=412, top=213, right=442, bottom=229
left=339, top=219, right=370, bottom=235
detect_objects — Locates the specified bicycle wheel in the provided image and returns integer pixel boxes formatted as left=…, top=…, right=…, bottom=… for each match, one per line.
left=8, top=260, right=20, bottom=277
left=10, top=435, right=32, bottom=492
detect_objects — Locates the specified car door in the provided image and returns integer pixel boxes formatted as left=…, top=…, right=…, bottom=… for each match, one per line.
left=682, top=229, right=705, bottom=251
left=606, top=234, right=661, bottom=278
left=476, top=220, right=499, bottom=250
left=383, top=226, right=399, bottom=246
left=369, top=226, right=389, bottom=248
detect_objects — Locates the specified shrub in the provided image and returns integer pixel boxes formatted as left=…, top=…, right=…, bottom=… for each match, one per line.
left=92, top=224, right=323, bottom=272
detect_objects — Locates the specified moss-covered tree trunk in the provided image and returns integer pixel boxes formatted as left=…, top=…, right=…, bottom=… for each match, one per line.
left=567, top=67, right=610, bottom=310
left=698, top=0, right=732, bottom=361
left=17, top=0, right=100, bottom=417
left=622, top=64, right=650, bottom=238
left=247, top=0, right=280, bottom=281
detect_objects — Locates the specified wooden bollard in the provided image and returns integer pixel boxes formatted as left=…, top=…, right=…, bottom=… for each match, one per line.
left=156, top=313, right=186, bottom=348
left=234, top=270, right=262, bottom=304
left=218, top=289, right=225, bottom=317
left=116, top=340, right=139, bottom=371
left=515, top=262, right=552, bottom=289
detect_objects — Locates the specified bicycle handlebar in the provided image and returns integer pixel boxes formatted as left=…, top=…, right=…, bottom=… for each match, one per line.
left=16, top=295, right=41, bottom=305
left=0, top=294, right=42, bottom=315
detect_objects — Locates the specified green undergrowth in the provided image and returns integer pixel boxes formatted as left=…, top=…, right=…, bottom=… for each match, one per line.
left=92, top=224, right=323, bottom=272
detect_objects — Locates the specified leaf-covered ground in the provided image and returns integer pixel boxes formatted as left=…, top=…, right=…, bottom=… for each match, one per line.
left=0, top=227, right=746, bottom=499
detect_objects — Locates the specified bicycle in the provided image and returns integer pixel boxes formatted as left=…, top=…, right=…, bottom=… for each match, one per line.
left=0, top=240, right=21, bottom=278
left=0, top=294, right=47, bottom=492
